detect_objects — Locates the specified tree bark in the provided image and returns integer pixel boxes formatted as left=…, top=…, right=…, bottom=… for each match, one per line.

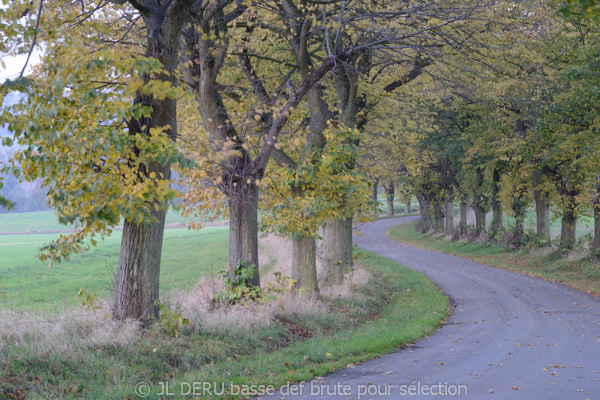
left=491, top=168, right=503, bottom=233
left=512, top=193, right=527, bottom=245
left=290, top=184, right=319, bottom=295
left=371, top=178, right=379, bottom=203
left=473, top=206, right=486, bottom=233
left=322, top=218, right=345, bottom=285
left=555, top=179, right=579, bottom=251
left=418, top=195, right=432, bottom=228
left=445, top=198, right=454, bottom=235
left=434, top=202, right=445, bottom=232
left=532, top=169, right=551, bottom=243
left=385, top=182, right=395, bottom=216
left=344, top=213, right=353, bottom=268
left=405, top=200, right=411, bottom=214
left=460, top=200, right=468, bottom=226
left=322, top=209, right=353, bottom=285
left=560, top=206, right=577, bottom=251
left=228, top=182, right=260, bottom=286
left=113, top=2, right=191, bottom=325
left=515, top=210, right=525, bottom=244
left=594, top=174, right=600, bottom=254
left=292, top=235, right=319, bottom=296
left=114, top=209, right=166, bottom=324
left=473, top=167, right=487, bottom=233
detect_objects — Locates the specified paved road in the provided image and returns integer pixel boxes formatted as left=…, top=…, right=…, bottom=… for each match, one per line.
left=261, top=216, right=600, bottom=399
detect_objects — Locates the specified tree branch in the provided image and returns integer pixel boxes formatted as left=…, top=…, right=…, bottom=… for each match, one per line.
left=19, top=0, right=44, bottom=79
left=253, top=51, right=348, bottom=172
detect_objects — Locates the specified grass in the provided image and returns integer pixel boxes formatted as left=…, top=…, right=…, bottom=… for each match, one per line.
left=0, top=207, right=217, bottom=234
left=388, top=221, right=600, bottom=297
left=376, top=212, right=419, bottom=220
left=374, top=197, right=417, bottom=219
left=0, top=249, right=448, bottom=400
left=0, top=227, right=230, bottom=312
left=502, top=210, right=594, bottom=239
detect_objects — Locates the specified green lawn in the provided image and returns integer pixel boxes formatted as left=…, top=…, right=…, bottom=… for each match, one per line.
left=0, top=227, right=230, bottom=312
left=501, top=210, right=594, bottom=238
left=0, top=208, right=206, bottom=234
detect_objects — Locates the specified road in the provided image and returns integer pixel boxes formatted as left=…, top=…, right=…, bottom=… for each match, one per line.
left=261, top=216, right=600, bottom=399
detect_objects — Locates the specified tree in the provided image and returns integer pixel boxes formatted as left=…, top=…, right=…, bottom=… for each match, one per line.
left=178, top=0, right=355, bottom=291
left=1, top=0, right=195, bottom=324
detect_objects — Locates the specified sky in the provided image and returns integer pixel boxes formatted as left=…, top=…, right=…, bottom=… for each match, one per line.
left=1, top=52, right=39, bottom=138
left=1, top=51, right=41, bottom=83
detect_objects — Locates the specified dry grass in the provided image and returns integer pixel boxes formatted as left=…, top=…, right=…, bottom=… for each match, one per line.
left=165, top=234, right=370, bottom=335
left=260, top=234, right=295, bottom=281
left=0, top=233, right=371, bottom=357
left=0, top=303, right=140, bottom=356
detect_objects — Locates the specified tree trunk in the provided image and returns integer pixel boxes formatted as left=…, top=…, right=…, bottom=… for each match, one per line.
left=460, top=201, right=468, bottom=226
left=322, top=211, right=353, bottom=285
left=228, top=182, right=260, bottom=286
left=474, top=207, right=486, bottom=233
left=322, top=218, right=345, bottom=285
left=594, top=174, right=600, bottom=254
left=113, top=5, right=191, bottom=324
left=114, top=209, right=166, bottom=324
left=515, top=211, right=525, bottom=244
left=291, top=185, right=319, bottom=295
left=491, top=168, right=503, bottom=233
left=181, top=16, right=266, bottom=289
left=434, top=202, right=445, bottom=232
left=492, top=207, right=503, bottom=233
left=344, top=213, right=353, bottom=268
left=512, top=194, right=527, bottom=246
left=532, top=170, right=550, bottom=244
left=445, top=199, right=454, bottom=235
left=473, top=167, right=487, bottom=233
left=372, top=178, right=379, bottom=204
left=560, top=207, right=577, bottom=251
left=418, top=195, right=433, bottom=228
left=385, top=183, right=395, bottom=216
left=405, top=200, right=411, bottom=214
left=292, top=235, right=319, bottom=296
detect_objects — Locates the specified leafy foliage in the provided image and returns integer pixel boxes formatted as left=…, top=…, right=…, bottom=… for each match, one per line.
left=155, top=300, right=190, bottom=338
left=212, top=261, right=294, bottom=306
left=261, top=127, right=375, bottom=237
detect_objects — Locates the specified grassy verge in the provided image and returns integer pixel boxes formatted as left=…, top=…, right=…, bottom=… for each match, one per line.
left=0, top=249, right=448, bottom=400
left=388, top=221, right=600, bottom=297
left=375, top=213, right=419, bottom=220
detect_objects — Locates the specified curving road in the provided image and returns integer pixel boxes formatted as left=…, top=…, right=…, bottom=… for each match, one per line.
left=261, top=216, right=600, bottom=399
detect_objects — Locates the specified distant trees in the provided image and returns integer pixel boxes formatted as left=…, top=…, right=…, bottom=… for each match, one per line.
left=365, top=0, right=600, bottom=254
left=0, top=147, right=49, bottom=214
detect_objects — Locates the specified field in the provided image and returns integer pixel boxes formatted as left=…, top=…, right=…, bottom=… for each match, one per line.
left=0, top=208, right=201, bottom=234
left=0, top=210, right=230, bottom=312
left=0, top=211, right=448, bottom=400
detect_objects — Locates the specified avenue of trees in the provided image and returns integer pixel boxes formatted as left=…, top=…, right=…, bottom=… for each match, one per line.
left=371, top=1, right=600, bottom=254
left=1, top=0, right=598, bottom=326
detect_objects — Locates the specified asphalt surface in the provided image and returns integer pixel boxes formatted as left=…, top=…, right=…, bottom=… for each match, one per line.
left=260, top=216, right=600, bottom=400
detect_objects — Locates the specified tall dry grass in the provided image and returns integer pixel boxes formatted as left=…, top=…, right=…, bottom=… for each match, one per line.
left=165, top=234, right=370, bottom=335
left=0, top=303, right=139, bottom=355
left=0, top=234, right=370, bottom=353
